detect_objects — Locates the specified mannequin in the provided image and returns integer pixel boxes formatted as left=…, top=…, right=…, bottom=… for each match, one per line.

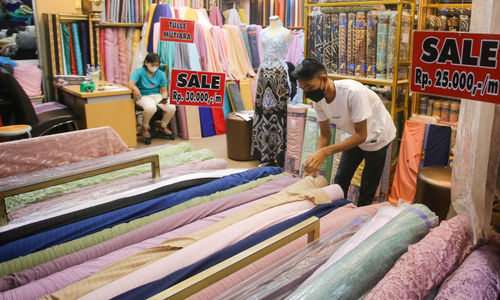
left=251, top=16, right=292, bottom=167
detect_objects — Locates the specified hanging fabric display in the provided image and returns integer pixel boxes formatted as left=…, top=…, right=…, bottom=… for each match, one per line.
left=354, top=12, right=366, bottom=77
left=366, top=11, right=377, bottom=78
left=376, top=12, right=390, bottom=79
left=347, top=12, right=356, bottom=76
left=338, top=13, right=348, bottom=75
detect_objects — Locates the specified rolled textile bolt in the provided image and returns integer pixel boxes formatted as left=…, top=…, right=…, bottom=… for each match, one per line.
left=322, top=184, right=345, bottom=201
left=441, top=101, right=451, bottom=121
left=419, top=97, right=428, bottom=115
left=427, top=99, right=434, bottom=116
left=433, top=100, right=442, bottom=118
left=449, top=101, right=460, bottom=122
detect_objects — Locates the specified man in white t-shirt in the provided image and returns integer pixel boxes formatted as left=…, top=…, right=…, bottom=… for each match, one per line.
left=293, top=58, right=396, bottom=206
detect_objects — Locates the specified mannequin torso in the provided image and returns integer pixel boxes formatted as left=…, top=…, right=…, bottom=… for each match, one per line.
left=266, top=16, right=291, bottom=40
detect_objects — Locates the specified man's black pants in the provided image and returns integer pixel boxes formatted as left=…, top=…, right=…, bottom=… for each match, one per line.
left=334, top=143, right=390, bottom=207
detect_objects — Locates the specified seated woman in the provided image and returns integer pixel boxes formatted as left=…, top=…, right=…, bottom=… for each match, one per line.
left=128, top=53, right=176, bottom=138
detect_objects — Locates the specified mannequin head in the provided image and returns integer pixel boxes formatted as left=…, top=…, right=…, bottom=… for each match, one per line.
left=269, top=15, right=282, bottom=29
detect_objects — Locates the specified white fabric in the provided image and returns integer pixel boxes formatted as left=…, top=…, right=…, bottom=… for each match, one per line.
left=302, top=205, right=404, bottom=285
left=314, top=79, right=396, bottom=151
left=136, top=94, right=176, bottom=129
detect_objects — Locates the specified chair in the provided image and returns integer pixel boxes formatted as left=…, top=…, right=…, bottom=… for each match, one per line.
left=0, top=66, right=78, bottom=137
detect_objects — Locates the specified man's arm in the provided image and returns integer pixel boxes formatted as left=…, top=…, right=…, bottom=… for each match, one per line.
left=303, top=119, right=367, bottom=176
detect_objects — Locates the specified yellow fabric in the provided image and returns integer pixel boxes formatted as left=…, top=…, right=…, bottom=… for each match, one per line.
left=352, top=160, right=365, bottom=187
left=223, top=10, right=230, bottom=24
left=144, top=3, right=157, bottom=48
left=131, top=29, right=141, bottom=60
left=224, top=25, right=252, bottom=80
left=47, top=176, right=328, bottom=299
left=239, top=79, right=254, bottom=110
left=238, top=9, right=247, bottom=24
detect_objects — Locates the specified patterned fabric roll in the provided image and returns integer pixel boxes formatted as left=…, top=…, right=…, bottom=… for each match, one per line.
left=441, top=101, right=451, bottom=121
left=330, top=14, right=339, bottom=74
left=347, top=13, right=356, bottom=76
left=376, top=12, right=390, bottom=79
left=448, top=16, right=459, bottom=31
left=338, top=13, right=348, bottom=75
left=433, top=100, right=442, bottom=117
left=459, top=14, right=470, bottom=32
left=427, top=15, right=438, bottom=30
left=427, top=99, right=434, bottom=116
left=355, top=12, right=367, bottom=78
left=314, top=14, right=325, bottom=63
left=449, top=101, right=460, bottom=122
left=61, top=23, right=71, bottom=75
left=285, top=104, right=308, bottom=175
left=70, top=22, right=84, bottom=76
left=386, top=12, right=398, bottom=80
left=322, top=14, right=333, bottom=73
left=419, top=97, right=428, bottom=115
left=366, top=11, right=377, bottom=78
left=307, top=15, right=315, bottom=58
left=438, top=15, right=448, bottom=31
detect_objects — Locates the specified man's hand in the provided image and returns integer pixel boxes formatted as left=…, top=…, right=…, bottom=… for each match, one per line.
left=303, top=148, right=328, bottom=177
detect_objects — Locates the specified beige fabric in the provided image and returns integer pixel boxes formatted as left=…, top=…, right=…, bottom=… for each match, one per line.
left=46, top=176, right=328, bottom=299
left=136, top=94, right=176, bottom=129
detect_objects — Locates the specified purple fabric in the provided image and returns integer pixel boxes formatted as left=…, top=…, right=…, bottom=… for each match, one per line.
left=0, top=176, right=298, bottom=292
left=285, top=31, right=304, bottom=67
left=1, top=201, right=258, bottom=300
left=33, top=102, right=68, bottom=115
left=209, top=6, right=223, bottom=26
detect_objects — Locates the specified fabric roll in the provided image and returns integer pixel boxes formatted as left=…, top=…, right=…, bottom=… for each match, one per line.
left=287, top=204, right=438, bottom=300
left=347, top=13, right=356, bottom=76
left=322, top=15, right=333, bottom=73
left=61, top=23, right=71, bottom=75
left=256, top=25, right=263, bottom=64
left=118, top=28, right=130, bottom=86
left=131, top=29, right=140, bottom=59
left=285, top=104, right=308, bottom=175
left=240, top=26, right=253, bottom=66
left=366, top=11, right=377, bottom=78
left=70, top=23, right=84, bottom=75
left=114, top=200, right=352, bottom=300
left=307, top=15, right=315, bottom=59
left=337, top=13, right=348, bottom=74
left=285, top=31, right=305, bottom=68
left=247, top=25, right=261, bottom=69
left=210, top=27, right=231, bottom=80
left=386, top=12, right=398, bottom=80
left=389, top=120, right=426, bottom=204
left=329, top=15, right=339, bottom=74
left=67, top=23, right=77, bottom=75
left=100, top=27, right=106, bottom=80
left=209, top=6, right=223, bottom=26
left=13, top=65, right=42, bottom=97
left=225, top=25, right=255, bottom=80
left=434, top=234, right=500, bottom=300
left=78, top=22, right=89, bottom=72
left=217, top=215, right=370, bottom=300
left=313, top=14, right=324, bottom=63
left=330, top=129, right=345, bottom=183
left=3, top=176, right=295, bottom=298
left=0, top=174, right=288, bottom=292
left=147, top=4, right=171, bottom=53
left=376, top=12, right=390, bottom=79
left=0, top=168, right=282, bottom=276
left=50, top=176, right=329, bottom=299
left=365, top=215, right=474, bottom=299
left=199, top=107, right=216, bottom=137
left=189, top=202, right=389, bottom=300
left=423, top=124, right=451, bottom=167
left=239, top=79, right=254, bottom=111
left=441, top=101, right=450, bottom=121
left=222, top=86, right=233, bottom=118
left=227, top=81, right=245, bottom=112
left=354, top=12, right=367, bottom=77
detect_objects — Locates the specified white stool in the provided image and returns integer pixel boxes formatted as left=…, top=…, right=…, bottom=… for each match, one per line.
left=0, top=125, right=32, bottom=139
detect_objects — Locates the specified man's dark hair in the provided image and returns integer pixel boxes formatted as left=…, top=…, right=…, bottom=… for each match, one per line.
left=292, top=58, right=327, bottom=80
left=143, top=52, right=161, bottom=67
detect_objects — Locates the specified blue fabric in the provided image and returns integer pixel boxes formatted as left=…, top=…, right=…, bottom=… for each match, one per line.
left=247, top=25, right=260, bottom=69
left=70, top=22, right=84, bottom=76
left=0, top=167, right=282, bottom=263
left=222, top=86, right=233, bottom=118
left=199, top=107, right=216, bottom=137
left=419, top=123, right=431, bottom=169
left=130, top=67, right=167, bottom=96
left=147, top=4, right=171, bottom=53
left=78, top=22, right=89, bottom=71
left=0, top=56, right=18, bottom=67
left=423, top=124, right=451, bottom=167
left=113, top=198, right=351, bottom=300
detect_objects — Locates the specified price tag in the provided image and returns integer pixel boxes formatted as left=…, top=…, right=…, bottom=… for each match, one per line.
left=170, top=69, right=226, bottom=108
left=411, top=31, right=500, bottom=104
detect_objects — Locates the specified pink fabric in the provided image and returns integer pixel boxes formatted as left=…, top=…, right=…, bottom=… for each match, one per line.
left=210, top=27, right=232, bottom=80
left=1, top=202, right=257, bottom=300
left=104, top=28, right=117, bottom=84
left=365, top=215, right=474, bottom=300
left=189, top=202, right=389, bottom=299
left=195, top=24, right=207, bottom=71
left=112, top=28, right=122, bottom=85
left=8, top=159, right=228, bottom=221
left=285, top=104, right=308, bottom=174
left=13, top=65, right=42, bottom=97
left=209, top=6, right=223, bottom=26
left=322, top=184, right=344, bottom=201
left=435, top=233, right=500, bottom=300
left=0, top=176, right=298, bottom=291
left=256, top=26, right=263, bottom=64
left=134, top=0, right=140, bottom=23
left=118, top=28, right=130, bottom=86
left=285, top=31, right=304, bottom=67
left=176, top=107, right=189, bottom=140
left=0, top=127, right=128, bottom=179
left=82, top=201, right=315, bottom=299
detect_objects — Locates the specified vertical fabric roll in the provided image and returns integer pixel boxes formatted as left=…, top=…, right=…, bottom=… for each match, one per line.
left=355, top=12, right=367, bottom=78
left=222, top=86, right=233, bottom=118
left=147, top=4, right=171, bottom=53
left=131, top=29, right=141, bottom=60
left=104, top=28, right=116, bottom=83
left=427, top=99, right=434, bottom=116
left=322, top=15, right=333, bottom=73
left=441, top=101, right=450, bottom=121
left=307, top=15, right=315, bottom=58
left=366, top=11, right=377, bottom=78
left=433, top=100, right=442, bottom=117
left=419, top=96, right=428, bottom=115
left=100, top=28, right=106, bottom=80
left=423, top=124, right=451, bottom=167
left=329, top=14, right=339, bottom=74
left=330, top=129, right=345, bottom=184
left=313, top=14, right=324, bottom=63
left=365, top=215, right=473, bottom=300
left=287, top=204, right=438, bottom=300
left=285, top=104, right=308, bottom=175
left=386, top=12, right=398, bottom=80
left=118, top=28, right=130, bottom=86
left=239, top=79, right=254, bottom=110
left=67, top=24, right=77, bottom=75
left=247, top=25, right=260, bottom=69
left=376, top=12, right=390, bottom=79
left=61, top=23, right=71, bottom=75
left=112, top=29, right=122, bottom=84
left=338, top=13, right=348, bottom=75
left=459, top=14, right=470, bottom=32
left=449, top=101, right=459, bottom=122
left=240, top=26, right=253, bottom=66
left=79, top=22, right=89, bottom=72
left=71, top=22, right=84, bottom=75
left=226, top=81, right=245, bottom=112
left=347, top=13, right=356, bottom=76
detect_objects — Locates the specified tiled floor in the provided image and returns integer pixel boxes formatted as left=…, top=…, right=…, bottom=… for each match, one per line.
left=135, top=133, right=261, bottom=169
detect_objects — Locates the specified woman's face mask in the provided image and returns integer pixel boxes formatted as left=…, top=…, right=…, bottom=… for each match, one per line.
left=305, top=78, right=325, bottom=102
left=146, top=65, right=158, bottom=73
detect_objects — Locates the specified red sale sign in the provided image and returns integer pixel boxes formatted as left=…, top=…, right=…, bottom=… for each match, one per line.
left=159, top=18, right=195, bottom=43
left=411, top=31, right=500, bottom=104
left=170, top=69, right=226, bottom=108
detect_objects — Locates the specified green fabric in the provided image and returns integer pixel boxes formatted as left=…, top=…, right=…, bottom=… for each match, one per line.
left=240, top=27, right=253, bottom=66
left=0, top=173, right=285, bottom=276
left=157, top=40, right=176, bottom=82
left=287, top=204, right=437, bottom=300
left=61, top=23, right=71, bottom=75
left=5, top=143, right=204, bottom=212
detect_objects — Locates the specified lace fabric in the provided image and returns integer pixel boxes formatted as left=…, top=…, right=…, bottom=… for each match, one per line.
left=259, top=28, right=290, bottom=70
left=365, top=215, right=474, bottom=300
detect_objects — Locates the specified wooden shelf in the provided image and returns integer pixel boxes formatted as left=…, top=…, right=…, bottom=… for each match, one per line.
left=306, top=0, right=414, bottom=8
left=422, top=3, right=472, bottom=9
left=327, top=74, right=409, bottom=87
left=100, top=22, right=143, bottom=28
left=59, top=14, right=88, bottom=21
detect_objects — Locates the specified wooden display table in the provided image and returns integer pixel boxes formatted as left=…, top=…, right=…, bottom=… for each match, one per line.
left=56, top=81, right=137, bottom=147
